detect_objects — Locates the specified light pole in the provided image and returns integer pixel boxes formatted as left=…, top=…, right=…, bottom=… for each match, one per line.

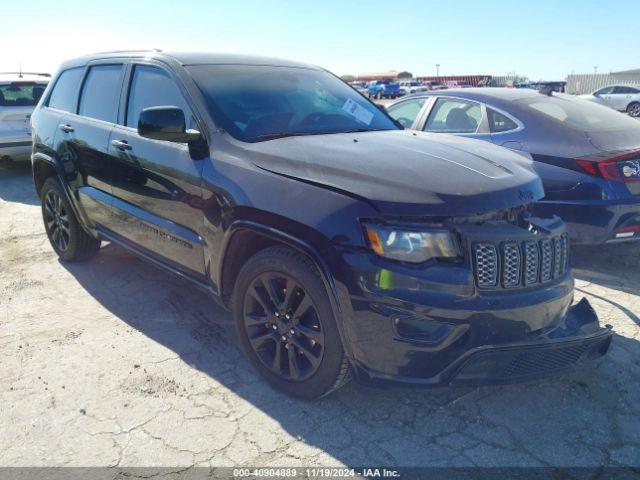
left=436, top=64, right=440, bottom=79
left=594, top=66, right=598, bottom=74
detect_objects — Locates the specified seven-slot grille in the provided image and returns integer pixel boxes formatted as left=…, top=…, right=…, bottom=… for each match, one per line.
left=473, top=234, right=569, bottom=288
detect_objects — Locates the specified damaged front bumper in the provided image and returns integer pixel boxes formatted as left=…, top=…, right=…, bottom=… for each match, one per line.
left=352, top=298, right=612, bottom=387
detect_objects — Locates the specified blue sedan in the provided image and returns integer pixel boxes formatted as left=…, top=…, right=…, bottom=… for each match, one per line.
left=387, top=88, right=640, bottom=244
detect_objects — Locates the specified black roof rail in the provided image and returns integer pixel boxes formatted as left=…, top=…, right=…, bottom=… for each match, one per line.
left=91, top=48, right=163, bottom=54
left=0, top=72, right=51, bottom=77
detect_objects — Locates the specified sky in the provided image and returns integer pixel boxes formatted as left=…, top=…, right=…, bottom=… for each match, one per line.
left=1, top=0, right=637, bottom=80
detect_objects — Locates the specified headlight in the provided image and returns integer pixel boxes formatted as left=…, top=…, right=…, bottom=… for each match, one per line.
left=363, top=223, right=461, bottom=263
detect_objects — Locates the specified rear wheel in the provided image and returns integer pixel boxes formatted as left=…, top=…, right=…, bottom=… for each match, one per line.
left=41, top=177, right=100, bottom=261
left=232, top=247, right=351, bottom=399
left=627, top=102, right=640, bottom=118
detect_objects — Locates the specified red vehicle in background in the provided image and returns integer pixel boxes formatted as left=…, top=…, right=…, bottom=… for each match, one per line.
left=444, top=80, right=472, bottom=88
left=423, top=80, right=447, bottom=90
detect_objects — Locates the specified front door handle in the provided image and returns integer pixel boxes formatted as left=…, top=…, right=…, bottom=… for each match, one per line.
left=59, top=124, right=74, bottom=133
left=111, top=139, right=132, bottom=151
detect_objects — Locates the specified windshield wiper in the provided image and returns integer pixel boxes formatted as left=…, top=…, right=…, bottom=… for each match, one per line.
left=248, top=131, right=338, bottom=142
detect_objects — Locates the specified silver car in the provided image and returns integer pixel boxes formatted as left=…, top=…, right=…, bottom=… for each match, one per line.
left=580, top=84, right=640, bottom=117
left=0, top=72, right=50, bottom=162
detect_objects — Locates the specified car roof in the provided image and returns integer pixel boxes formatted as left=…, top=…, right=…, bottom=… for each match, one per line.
left=406, top=87, right=544, bottom=103
left=0, top=73, right=50, bottom=83
left=599, top=84, right=640, bottom=89
left=58, top=50, right=319, bottom=71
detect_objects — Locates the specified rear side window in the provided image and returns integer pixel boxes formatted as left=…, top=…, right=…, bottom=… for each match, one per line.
left=126, top=65, right=192, bottom=128
left=424, top=98, right=481, bottom=133
left=488, top=108, right=518, bottom=133
left=613, top=86, right=640, bottom=94
left=47, top=68, right=84, bottom=112
left=0, top=82, right=48, bottom=107
left=78, top=65, right=124, bottom=122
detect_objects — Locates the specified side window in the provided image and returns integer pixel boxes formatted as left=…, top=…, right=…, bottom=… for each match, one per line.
left=47, top=67, right=84, bottom=112
left=613, top=86, right=638, bottom=94
left=387, top=98, right=426, bottom=128
left=126, top=65, right=193, bottom=128
left=595, top=86, right=614, bottom=95
left=488, top=108, right=518, bottom=133
left=78, top=65, right=124, bottom=122
left=424, top=98, right=481, bottom=133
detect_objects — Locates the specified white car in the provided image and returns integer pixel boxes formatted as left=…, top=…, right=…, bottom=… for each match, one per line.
left=0, top=73, right=50, bottom=162
left=398, top=81, right=429, bottom=95
left=580, top=85, right=640, bottom=117
left=349, top=81, right=369, bottom=97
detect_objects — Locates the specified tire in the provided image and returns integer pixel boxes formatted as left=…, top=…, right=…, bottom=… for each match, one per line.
left=232, top=247, right=351, bottom=399
left=41, top=177, right=101, bottom=262
left=627, top=102, right=640, bottom=118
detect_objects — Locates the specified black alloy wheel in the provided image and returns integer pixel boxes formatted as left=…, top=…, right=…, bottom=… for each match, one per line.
left=43, top=189, right=71, bottom=252
left=242, top=272, right=325, bottom=382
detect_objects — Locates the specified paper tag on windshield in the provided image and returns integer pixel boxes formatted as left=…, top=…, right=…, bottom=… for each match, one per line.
left=342, top=98, right=374, bottom=125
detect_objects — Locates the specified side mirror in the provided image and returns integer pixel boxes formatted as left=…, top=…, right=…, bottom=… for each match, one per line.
left=138, top=106, right=200, bottom=143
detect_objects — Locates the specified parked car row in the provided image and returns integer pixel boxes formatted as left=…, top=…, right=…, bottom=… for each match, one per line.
left=348, top=79, right=454, bottom=100
left=26, top=51, right=614, bottom=399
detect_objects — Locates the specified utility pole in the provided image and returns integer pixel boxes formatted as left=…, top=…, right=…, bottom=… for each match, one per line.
left=436, top=64, right=440, bottom=79
left=594, top=66, right=598, bottom=74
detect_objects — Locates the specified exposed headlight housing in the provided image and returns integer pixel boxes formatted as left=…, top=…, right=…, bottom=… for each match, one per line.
left=363, top=223, right=461, bottom=263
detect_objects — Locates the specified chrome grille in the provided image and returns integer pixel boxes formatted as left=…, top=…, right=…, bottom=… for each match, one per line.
left=474, top=243, right=498, bottom=287
left=473, top=234, right=569, bottom=289
left=540, top=239, right=552, bottom=282
left=523, top=241, right=539, bottom=285
left=502, top=243, right=521, bottom=288
left=553, top=237, right=563, bottom=278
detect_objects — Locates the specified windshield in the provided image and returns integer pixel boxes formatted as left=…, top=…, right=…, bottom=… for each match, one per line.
left=188, top=65, right=399, bottom=142
left=518, top=94, right=640, bottom=132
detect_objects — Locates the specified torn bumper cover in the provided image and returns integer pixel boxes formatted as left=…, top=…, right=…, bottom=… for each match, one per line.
left=354, top=298, right=613, bottom=386
left=451, top=299, right=612, bottom=384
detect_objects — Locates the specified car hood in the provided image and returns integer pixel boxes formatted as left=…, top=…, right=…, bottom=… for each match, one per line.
left=243, top=130, right=544, bottom=216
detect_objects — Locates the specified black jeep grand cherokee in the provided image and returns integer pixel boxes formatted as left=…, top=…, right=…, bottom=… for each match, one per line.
left=30, top=51, right=612, bottom=399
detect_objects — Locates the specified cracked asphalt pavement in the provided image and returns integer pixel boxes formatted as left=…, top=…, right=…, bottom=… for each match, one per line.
left=1, top=161, right=639, bottom=469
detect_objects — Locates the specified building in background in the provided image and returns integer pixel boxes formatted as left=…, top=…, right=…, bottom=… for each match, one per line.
left=566, top=68, right=640, bottom=95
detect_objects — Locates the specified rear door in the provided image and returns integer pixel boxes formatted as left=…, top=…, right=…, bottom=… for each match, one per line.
left=107, top=62, right=206, bottom=277
left=421, top=96, right=492, bottom=141
left=610, top=86, right=639, bottom=111
left=57, top=62, right=125, bottom=229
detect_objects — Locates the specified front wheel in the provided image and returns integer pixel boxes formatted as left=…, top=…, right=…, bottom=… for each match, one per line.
left=627, top=102, right=640, bottom=118
left=41, top=177, right=100, bottom=261
left=232, top=247, right=351, bottom=399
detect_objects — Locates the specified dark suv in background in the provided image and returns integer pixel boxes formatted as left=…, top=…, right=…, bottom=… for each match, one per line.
left=30, top=51, right=612, bottom=399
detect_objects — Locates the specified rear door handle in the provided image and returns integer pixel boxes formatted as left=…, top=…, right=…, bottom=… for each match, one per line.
left=111, top=139, right=132, bottom=151
left=59, top=124, right=74, bottom=133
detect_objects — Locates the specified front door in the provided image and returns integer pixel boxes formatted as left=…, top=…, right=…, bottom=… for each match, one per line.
left=108, top=63, right=206, bottom=278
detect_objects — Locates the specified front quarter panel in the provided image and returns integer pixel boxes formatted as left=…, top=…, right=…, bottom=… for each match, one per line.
left=199, top=136, right=378, bottom=295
